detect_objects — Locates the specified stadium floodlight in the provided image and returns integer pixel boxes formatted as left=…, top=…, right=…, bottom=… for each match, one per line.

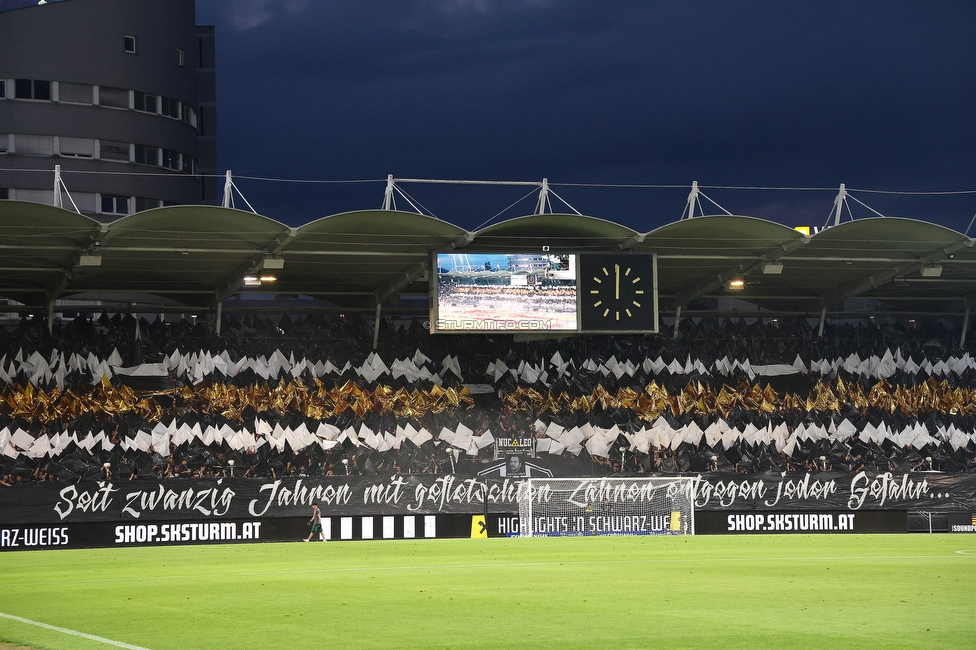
left=726, top=278, right=745, bottom=291
left=920, top=264, right=942, bottom=277
left=260, top=255, right=284, bottom=270
left=259, top=275, right=277, bottom=283
left=79, top=253, right=102, bottom=266
left=761, top=261, right=784, bottom=274
left=517, top=477, right=696, bottom=537
left=243, top=275, right=260, bottom=287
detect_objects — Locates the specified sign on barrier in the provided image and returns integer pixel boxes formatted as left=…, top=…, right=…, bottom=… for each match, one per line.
left=0, top=515, right=486, bottom=551
left=3, top=472, right=975, bottom=526
left=695, top=510, right=907, bottom=534
left=3, top=470, right=976, bottom=549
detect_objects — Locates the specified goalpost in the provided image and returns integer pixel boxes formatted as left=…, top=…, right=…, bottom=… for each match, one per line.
left=517, top=477, right=696, bottom=537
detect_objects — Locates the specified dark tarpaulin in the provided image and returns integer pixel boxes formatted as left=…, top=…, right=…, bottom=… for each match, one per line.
left=2, top=470, right=975, bottom=525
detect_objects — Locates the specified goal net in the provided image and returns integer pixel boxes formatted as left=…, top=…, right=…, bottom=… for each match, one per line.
left=517, top=477, right=696, bottom=537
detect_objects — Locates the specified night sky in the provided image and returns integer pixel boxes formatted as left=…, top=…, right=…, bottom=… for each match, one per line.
left=4, top=0, right=976, bottom=232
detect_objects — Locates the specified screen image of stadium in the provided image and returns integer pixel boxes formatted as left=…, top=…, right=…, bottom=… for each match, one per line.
left=433, top=252, right=578, bottom=331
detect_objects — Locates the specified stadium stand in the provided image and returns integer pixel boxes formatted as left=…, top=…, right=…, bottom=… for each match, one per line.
left=2, top=313, right=975, bottom=484
left=2, top=203, right=976, bottom=488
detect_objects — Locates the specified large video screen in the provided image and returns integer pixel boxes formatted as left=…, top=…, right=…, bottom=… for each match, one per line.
left=433, top=253, right=578, bottom=331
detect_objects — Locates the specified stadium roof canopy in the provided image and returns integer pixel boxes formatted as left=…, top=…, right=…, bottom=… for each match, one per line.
left=1, top=200, right=974, bottom=320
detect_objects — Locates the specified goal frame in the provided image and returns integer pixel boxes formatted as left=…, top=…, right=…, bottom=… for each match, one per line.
left=518, top=476, right=696, bottom=537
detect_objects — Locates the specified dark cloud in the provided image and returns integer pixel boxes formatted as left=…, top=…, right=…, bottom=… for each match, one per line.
left=191, top=0, right=975, bottom=230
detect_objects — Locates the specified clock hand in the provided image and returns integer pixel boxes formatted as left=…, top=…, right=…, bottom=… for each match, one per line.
left=615, top=264, right=619, bottom=300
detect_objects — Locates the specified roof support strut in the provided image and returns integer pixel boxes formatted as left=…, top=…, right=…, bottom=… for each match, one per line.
left=819, top=240, right=973, bottom=309
left=673, top=235, right=810, bottom=308
left=53, top=165, right=81, bottom=214
left=372, top=304, right=382, bottom=350
left=45, top=223, right=108, bottom=306
left=215, top=227, right=297, bottom=303
left=375, top=262, right=427, bottom=305
left=221, top=170, right=258, bottom=213
left=961, top=307, right=970, bottom=348
left=680, top=181, right=733, bottom=220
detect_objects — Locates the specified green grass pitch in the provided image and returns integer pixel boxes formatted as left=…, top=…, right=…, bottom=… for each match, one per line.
left=0, top=535, right=973, bottom=649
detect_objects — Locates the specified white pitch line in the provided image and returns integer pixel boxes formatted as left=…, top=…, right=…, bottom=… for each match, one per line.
left=0, top=611, right=150, bottom=650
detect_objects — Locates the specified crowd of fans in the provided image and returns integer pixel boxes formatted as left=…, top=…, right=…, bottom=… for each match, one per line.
left=437, top=281, right=577, bottom=314
left=1, top=311, right=975, bottom=484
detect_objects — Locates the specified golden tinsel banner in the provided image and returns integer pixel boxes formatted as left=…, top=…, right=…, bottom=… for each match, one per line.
left=0, top=376, right=973, bottom=423
left=0, top=377, right=474, bottom=423
left=501, top=376, right=976, bottom=420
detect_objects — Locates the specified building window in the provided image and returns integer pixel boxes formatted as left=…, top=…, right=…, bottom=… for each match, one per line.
left=160, top=96, right=180, bottom=119
left=16, top=189, right=55, bottom=205
left=59, top=137, right=94, bottom=158
left=134, top=144, right=159, bottom=166
left=177, top=48, right=185, bottom=66
left=135, top=197, right=162, bottom=212
left=101, top=195, right=130, bottom=215
left=58, top=82, right=93, bottom=104
left=0, top=80, right=5, bottom=99
left=181, top=104, right=196, bottom=127
left=124, top=35, right=137, bottom=54
left=99, top=140, right=131, bottom=162
left=98, top=86, right=129, bottom=109
left=70, top=192, right=97, bottom=213
left=14, top=134, right=54, bottom=156
left=161, top=148, right=181, bottom=170
left=14, top=79, right=51, bottom=101
left=134, top=91, right=158, bottom=114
